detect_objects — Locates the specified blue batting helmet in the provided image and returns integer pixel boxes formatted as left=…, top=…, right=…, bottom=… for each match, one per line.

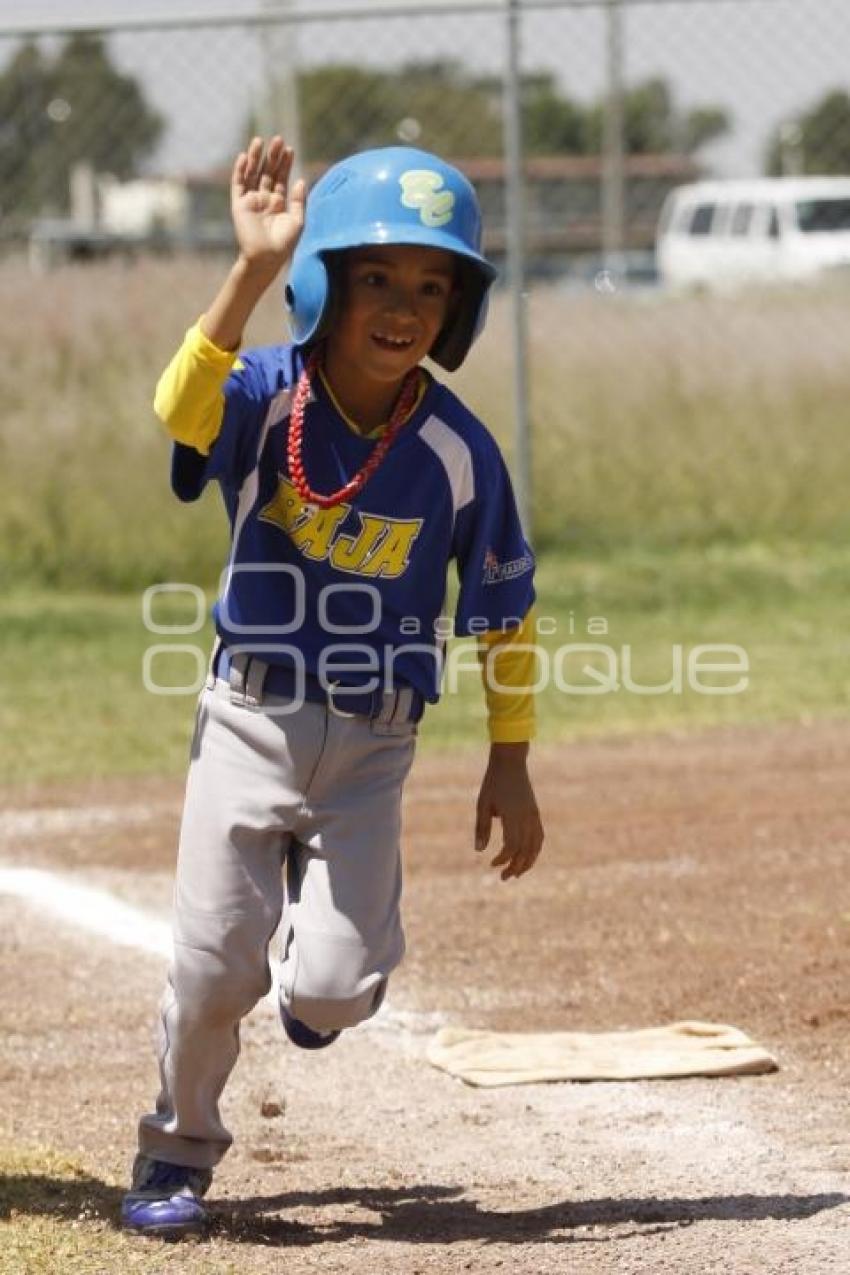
left=285, top=146, right=497, bottom=372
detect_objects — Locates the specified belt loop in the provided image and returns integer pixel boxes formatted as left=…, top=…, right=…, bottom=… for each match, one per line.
left=206, top=636, right=222, bottom=691
left=245, top=657, right=268, bottom=707
left=228, top=651, right=249, bottom=705
left=393, top=686, right=414, bottom=724
left=227, top=652, right=269, bottom=707
left=373, top=689, right=397, bottom=726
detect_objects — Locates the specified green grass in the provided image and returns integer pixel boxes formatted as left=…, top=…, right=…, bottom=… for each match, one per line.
left=1, top=543, right=847, bottom=787
left=529, top=542, right=850, bottom=737
left=0, top=1144, right=243, bottom=1274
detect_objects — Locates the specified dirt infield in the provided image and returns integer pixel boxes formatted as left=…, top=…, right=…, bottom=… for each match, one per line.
left=1, top=721, right=849, bottom=1273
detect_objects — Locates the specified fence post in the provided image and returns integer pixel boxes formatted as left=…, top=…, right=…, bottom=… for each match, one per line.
left=503, top=0, right=532, bottom=541
left=260, top=0, right=302, bottom=174
left=602, top=0, right=626, bottom=274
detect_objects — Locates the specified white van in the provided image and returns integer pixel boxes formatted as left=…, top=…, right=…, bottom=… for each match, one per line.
left=656, top=176, right=850, bottom=290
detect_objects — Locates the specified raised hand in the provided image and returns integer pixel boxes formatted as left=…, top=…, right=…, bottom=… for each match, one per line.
left=198, top=137, right=307, bottom=350
left=231, top=135, right=306, bottom=273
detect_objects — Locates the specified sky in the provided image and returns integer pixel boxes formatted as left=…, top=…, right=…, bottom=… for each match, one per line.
left=0, top=0, right=846, bottom=179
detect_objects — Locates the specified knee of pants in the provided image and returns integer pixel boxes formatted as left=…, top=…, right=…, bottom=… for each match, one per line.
left=287, top=971, right=390, bottom=1033
left=171, top=944, right=270, bottom=1027
left=281, top=924, right=404, bottom=1032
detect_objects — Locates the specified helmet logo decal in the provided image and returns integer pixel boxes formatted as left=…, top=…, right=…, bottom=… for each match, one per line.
left=399, top=169, right=455, bottom=228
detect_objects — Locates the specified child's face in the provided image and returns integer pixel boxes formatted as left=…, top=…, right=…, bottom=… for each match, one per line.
left=327, top=244, right=457, bottom=384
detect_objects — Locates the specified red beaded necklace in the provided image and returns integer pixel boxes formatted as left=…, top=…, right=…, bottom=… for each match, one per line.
left=287, top=349, right=421, bottom=510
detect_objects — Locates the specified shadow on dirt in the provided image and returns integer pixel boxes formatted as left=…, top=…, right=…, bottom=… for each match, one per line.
left=2, top=1173, right=847, bottom=1248
left=218, top=1184, right=850, bottom=1247
left=0, top=1170, right=124, bottom=1223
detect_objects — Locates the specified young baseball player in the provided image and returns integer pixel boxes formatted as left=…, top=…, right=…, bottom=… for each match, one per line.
left=122, top=137, right=543, bottom=1238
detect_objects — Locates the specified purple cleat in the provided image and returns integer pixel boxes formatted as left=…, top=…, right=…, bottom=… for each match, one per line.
left=280, top=1002, right=341, bottom=1050
left=121, top=1154, right=213, bottom=1239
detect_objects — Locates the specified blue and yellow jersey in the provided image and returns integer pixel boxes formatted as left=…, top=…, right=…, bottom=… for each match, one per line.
left=157, top=322, right=537, bottom=741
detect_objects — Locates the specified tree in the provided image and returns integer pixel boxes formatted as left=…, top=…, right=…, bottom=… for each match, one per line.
left=766, top=90, right=850, bottom=176
left=287, top=63, right=727, bottom=164
left=522, top=72, right=588, bottom=155
left=584, top=77, right=729, bottom=155
left=0, top=34, right=163, bottom=218
left=0, top=41, right=54, bottom=217
left=295, top=60, right=502, bottom=163
left=683, top=106, right=729, bottom=155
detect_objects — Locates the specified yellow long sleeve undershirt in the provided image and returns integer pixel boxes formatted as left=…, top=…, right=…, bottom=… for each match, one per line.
left=153, top=319, right=239, bottom=454
left=154, top=321, right=536, bottom=742
left=478, top=610, right=537, bottom=743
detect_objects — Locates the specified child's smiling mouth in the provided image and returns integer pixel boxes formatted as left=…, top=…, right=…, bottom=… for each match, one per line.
left=371, top=331, right=415, bottom=351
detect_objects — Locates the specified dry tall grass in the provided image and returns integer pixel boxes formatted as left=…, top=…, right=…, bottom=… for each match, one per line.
left=458, top=279, right=850, bottom=548
left=2, top=255, right=849, bottom=587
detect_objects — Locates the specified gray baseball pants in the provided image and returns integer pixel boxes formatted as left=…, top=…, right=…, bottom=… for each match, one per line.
left=137, top=670, right=417, bottom=1169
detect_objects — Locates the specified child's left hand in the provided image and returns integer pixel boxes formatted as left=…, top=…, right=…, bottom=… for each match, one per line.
left=475, top=744, right=545, bottom=881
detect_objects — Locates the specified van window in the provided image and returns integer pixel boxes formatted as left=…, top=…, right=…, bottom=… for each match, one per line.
left=730, top=203, right=754, bottom=236
left=767, top=207, right=781, bottom=239
left=796, top=198, right=850, bottom=233
left=688, top=204, right=716, bottom=236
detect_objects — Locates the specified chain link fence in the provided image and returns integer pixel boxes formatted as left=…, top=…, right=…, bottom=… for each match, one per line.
left=2, top=3, right=847, bottom=259
left=1, top=0, right=849, bottom=575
